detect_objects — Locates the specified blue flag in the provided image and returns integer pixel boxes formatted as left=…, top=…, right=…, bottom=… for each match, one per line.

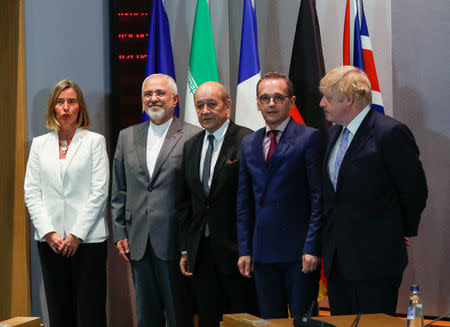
left=235, top=0, right=264, bottom=130
left=143, top=0, right=179, bottom=121
left=237, top=0, right=260, bottom=84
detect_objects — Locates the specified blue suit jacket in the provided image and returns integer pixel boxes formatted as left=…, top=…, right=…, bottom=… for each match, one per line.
left=237, top=119, right=324, bottom=263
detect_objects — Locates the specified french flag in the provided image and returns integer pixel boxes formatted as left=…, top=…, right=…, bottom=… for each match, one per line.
left=235, top=0, right=265, bottom=131
left=143, top=0, right=179, bottom=121
left=343, top=0, right=384, bottom=114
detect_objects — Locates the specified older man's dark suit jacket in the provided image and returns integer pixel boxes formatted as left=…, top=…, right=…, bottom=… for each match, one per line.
left=178, top=121, right=253, bottom=274
left=177, top=121, right=257, bottom=326
left=321, top=109, right=428, bottom=281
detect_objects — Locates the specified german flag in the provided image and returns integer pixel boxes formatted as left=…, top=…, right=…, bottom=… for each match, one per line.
left=288, top=0, right=327, bottom=133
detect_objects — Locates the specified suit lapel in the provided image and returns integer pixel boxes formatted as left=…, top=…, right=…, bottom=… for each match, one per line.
left=151, top=117, right=183, bottom=184
left=247, top=127, right=267, bottom=205
left=344, top=109, right=374, bottom=160
left=209, top=121, right=236, bottom=196
left=335, top=110, right=374, bottom=192
left=323, top=125, right=342, bottom=188
left=252, top=127, right=267, bottom=170
left=324, top=125, right=342, bottom=165
left=47, top=131, right=63, bottom=191
left=266, top=120, right=293, bottom=173
left=61, top=129, right=85, bottom=183
left=190, top=131, right=206, bottom=200
left=260, top=119, right=294, bottom=204
left=134, top=121, right=151, bottom=182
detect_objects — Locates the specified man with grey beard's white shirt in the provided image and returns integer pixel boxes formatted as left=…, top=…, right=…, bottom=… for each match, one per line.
left=111, top=74, right=200, bottom=327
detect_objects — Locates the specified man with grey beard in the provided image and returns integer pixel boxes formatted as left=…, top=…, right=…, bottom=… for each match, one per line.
left=111, top=74, right=200, bottom=327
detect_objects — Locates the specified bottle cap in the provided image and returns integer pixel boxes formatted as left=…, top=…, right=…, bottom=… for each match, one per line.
left=410, top=284, right=420, bottom=292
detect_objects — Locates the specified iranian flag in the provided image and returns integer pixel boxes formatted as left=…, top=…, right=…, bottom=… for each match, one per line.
left=184, top=0, right=219, bottom=126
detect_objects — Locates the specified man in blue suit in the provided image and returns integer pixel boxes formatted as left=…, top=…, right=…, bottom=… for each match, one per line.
left=319, top=66, right=427, bottom=315
left=237, top=72, right=324, bottom=319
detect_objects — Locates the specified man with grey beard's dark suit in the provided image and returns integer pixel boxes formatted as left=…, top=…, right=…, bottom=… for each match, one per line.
left=111, top=74, right=200, bottom=327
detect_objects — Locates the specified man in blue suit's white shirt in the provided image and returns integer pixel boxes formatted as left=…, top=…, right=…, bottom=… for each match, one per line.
left=237, top=72, right=324, bottom=319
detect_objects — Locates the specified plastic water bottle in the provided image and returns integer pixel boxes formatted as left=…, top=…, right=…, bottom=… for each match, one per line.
left=406, top=284, right=424, bottom=327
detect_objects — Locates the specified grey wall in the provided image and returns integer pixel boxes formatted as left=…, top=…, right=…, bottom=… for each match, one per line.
left=392, top=0, right=450, bottom=316
left=25, top=1, right=111, bottom=325
left=25, top=0, right=448, bottom=324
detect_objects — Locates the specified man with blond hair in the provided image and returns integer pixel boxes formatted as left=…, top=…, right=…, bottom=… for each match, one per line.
left=319, top=66, right=427, bottom=315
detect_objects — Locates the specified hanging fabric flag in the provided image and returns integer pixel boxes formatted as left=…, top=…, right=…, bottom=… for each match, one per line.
left=184, top=0, right=219, bottom=126
left=343, top=0, right=384, bottom=114
left=289, top=0, right=328, bottom=301
left=288, top=0, right=327, bottom=132
left=143, top=0, right=179, bottom=121
left=235, top=0, right=264, bottom=131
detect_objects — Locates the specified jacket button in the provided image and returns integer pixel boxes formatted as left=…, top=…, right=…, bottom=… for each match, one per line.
left=148, top=185, right=153, bottom=192
left=61, top=194, right=64, bottom=200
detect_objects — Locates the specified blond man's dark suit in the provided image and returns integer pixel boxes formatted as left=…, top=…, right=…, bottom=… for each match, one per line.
left=322, top=109, right=428, bottom=315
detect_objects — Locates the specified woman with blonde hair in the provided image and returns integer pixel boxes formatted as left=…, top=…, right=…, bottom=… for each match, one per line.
left=25, top=80, right=109, bottom=327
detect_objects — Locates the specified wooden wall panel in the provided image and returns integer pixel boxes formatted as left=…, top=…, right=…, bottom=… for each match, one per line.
left=0, top=0, right=30, bottom=320
left=12, top=0, right=30, bottom=317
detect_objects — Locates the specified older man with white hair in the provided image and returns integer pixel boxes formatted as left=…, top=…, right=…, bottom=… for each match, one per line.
left=111, top=74, right=200, bottom=327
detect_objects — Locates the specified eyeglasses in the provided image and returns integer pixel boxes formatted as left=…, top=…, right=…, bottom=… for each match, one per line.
left=143, top=91, right=167, bottom=98
left=257, top=94, right=290, bottom=104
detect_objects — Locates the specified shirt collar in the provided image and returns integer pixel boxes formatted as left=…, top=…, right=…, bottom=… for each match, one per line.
left=345, top=105, right=370, bottom=135
left=149, top=117, right=173, bottom=135
left=265, top=116, right=290, bottom=134
left=205, top=119, right=230, bottom=142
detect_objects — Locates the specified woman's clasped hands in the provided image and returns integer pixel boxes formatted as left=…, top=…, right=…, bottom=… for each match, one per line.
left=44, top=231, right=80, bottom=257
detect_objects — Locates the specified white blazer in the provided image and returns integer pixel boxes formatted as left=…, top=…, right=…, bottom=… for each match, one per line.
left=25, top=129, right=109, bottom=243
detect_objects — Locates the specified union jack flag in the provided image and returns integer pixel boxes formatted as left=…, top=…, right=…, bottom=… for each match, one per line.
left=343, top=0, right=384, bottom=114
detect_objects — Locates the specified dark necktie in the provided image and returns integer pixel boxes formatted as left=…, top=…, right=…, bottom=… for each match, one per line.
left=202, top=134, right=215, bottom=195
left=266, top=130, right=279, bottom=165
left=332, top=127, right=350, bottom=189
